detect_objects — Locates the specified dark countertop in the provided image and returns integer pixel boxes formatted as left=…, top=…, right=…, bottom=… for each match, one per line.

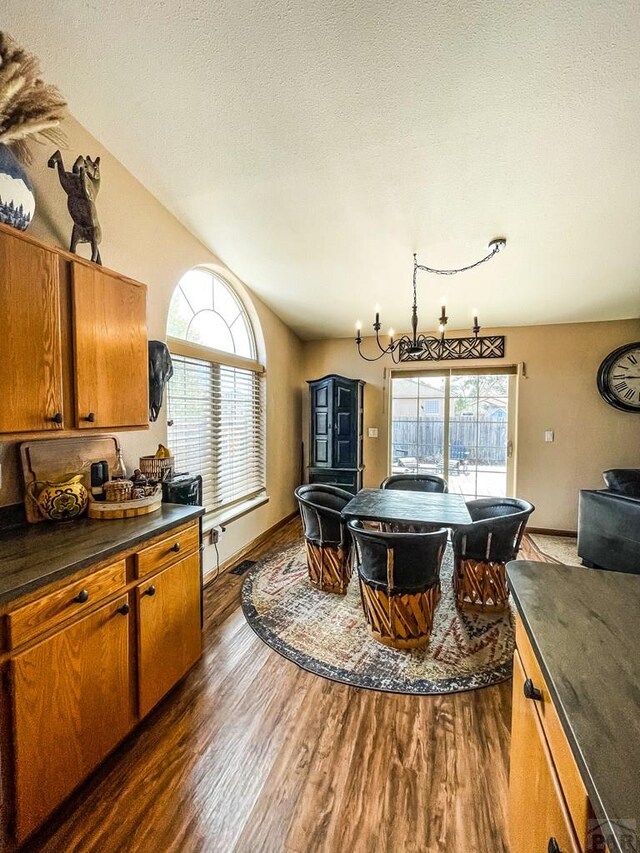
left=0, top=504, right=204, bottom=607
left=507, top=560, right=640, bottom=853
left=341, top=488, right=472, bottom=527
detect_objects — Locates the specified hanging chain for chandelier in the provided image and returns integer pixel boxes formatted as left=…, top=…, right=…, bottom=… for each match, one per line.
left=355, top=238, right=507, bottom=363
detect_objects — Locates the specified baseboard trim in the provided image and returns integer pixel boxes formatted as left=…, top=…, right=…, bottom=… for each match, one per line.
left=204, top=510, right=299, bottom=586
left=528, top=527, right=577, bottom=538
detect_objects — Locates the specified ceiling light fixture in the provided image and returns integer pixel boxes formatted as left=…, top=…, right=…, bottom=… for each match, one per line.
left=355, top=238, right=507, bottom=363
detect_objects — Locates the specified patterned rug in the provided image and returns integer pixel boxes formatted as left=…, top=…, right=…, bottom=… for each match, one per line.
left=241, top=540, right=515, bottom=695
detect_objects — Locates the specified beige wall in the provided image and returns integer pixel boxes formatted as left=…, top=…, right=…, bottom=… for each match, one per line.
left=302, top=319, right=640, bottom=531
left=1, top=115, right=303, bottom=573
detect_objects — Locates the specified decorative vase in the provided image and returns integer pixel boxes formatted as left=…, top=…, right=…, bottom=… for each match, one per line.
left=27, top=474, right=89, bottom=522
left=0, top=144, right=35, bottom=231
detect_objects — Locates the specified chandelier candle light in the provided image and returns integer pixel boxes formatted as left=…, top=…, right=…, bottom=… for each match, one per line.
left=355, top=239, right=507, bottom=363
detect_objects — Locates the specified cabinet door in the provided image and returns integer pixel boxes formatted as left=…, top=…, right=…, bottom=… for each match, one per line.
left=137, top=552, right=202, bottom=718
left=509, top=652, right=580, bottom=853
left=11, top=595, right=132, bottom=842
left=333, top=378, right=358, bottom=467
left=0, top=229, right=64, bottom=432
left=310, top=380, right=333, bottom=468
left=72, top=263, right=148, bottom=428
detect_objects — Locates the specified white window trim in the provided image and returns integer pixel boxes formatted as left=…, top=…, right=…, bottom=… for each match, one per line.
left=201, top=492, right=270, bottom=533
left=167, top=271, right=266, bottom=518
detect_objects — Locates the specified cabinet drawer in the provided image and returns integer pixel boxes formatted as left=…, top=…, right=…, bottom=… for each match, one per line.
left=7, top=561, right=126, bottom=649
left=515, top=618, right=591, bottom=845
left=135, top=522, right=199, bottom=579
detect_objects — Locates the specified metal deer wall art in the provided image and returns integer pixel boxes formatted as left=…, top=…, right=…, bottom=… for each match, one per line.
left=48, top=149, right=102, bottom=264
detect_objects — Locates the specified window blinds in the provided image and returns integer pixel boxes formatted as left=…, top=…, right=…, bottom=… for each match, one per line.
left=167, top=354, right=265, bottom=513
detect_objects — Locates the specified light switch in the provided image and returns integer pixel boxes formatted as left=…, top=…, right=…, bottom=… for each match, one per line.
left=368, top=427, right=379, bottom=438
left=544, top=430, right=554, bottom=442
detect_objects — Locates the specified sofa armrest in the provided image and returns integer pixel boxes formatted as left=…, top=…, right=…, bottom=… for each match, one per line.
left=578, top=490, right=640, bottom=573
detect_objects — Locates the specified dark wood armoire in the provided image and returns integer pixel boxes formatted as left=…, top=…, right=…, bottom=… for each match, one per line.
left=307, top=374, right=365, bottom=494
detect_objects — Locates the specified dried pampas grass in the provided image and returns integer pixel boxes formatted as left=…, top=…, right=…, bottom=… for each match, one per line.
left=0, top=32, right=67, bottom=164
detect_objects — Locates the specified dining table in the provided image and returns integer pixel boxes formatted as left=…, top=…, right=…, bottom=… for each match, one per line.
left=340, top=488, right=472, bottom=528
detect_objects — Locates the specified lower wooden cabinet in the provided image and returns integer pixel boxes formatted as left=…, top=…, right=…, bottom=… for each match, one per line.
left=137, top=552, right=202, bottom=717
left=10, top=594, right=133, bottom=841
left=509, top=619, right=592, bottom=853
left=1, top=520, right=202, bottom=847
left=509, top=652, right=580, bottom=853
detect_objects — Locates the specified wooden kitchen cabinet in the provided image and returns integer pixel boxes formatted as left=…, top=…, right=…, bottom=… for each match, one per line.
left=0, top=516, right=202, bottom=847
left=0, top=222, right=148, bottom=435
left=137, top=551, right=202, bottom=717
left=10, top=594, right=133, bottom=841
left=71, top=262, right=148, bottom=429
left=509, top=617, right=593, bottom=853
left=0, top=227, right=64, bottom=432
left=509, top=652, right=580, bottom=853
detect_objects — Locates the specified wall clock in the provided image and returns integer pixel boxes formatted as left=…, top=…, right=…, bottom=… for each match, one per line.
left=597, top=342, right=640, bottom=412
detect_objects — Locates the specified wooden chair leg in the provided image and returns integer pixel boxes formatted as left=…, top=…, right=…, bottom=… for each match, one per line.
left=306, top=541, right=353, bottom=594
left=358, top=580, right=441, bottom=649
left=454, top=558, right=509, bottom=612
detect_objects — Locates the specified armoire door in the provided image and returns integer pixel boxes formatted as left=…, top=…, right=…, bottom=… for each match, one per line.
left=311, top=379, right=333, bottom=468
left=333, top=378, right=358, bottom=467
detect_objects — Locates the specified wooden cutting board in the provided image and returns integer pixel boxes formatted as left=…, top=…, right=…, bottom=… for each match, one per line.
left=20, top=435, right=120, bottom=523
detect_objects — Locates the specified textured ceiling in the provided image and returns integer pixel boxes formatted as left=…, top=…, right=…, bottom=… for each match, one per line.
left=5, top=0, right=640, bottom=339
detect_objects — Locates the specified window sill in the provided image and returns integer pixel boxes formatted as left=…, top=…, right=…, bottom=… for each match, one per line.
left=202, top=493, right=270, bottom=532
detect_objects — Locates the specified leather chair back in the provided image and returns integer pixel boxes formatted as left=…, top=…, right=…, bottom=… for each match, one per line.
left=294, top=484, right=352, bottom=548
left=452, top=498, right=534, bottom=563
left=348, top=520, right=447, bottom=594
left=380, top=473, right=448, bottom=493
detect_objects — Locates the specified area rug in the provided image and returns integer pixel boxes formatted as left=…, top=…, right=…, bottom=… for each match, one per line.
left=529, top=534, right=580, bottom=566
left=241, top=540, right=515, bottom=695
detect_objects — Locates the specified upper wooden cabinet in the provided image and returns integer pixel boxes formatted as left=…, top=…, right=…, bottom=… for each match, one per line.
left=0, top=224, right=149, bottom=435
left=0, top=230, right=64, bottom=432
left=72, top=263, right=148, bottom=429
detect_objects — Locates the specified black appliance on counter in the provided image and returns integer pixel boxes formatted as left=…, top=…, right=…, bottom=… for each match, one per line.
left=162, top=474, right=203, bottom=507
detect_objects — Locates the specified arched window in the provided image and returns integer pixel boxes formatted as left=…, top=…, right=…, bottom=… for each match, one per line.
left=166, top=269, right=265, bottom=514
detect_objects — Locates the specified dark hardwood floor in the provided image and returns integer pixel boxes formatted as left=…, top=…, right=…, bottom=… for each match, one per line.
left=24, top=520, right=533, bottom=853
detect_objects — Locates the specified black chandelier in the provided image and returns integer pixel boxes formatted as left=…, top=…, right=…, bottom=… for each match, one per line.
left=355, top=238, right=507, bottom=363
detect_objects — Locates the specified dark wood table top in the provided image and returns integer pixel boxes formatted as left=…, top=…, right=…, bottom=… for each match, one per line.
left=341, top=488, right=472, bottom=527
left=507, top=560, right=640, bottom=853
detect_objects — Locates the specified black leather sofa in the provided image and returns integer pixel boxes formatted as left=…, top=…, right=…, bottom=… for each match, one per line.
left=577, top=469, right=640, bottom=573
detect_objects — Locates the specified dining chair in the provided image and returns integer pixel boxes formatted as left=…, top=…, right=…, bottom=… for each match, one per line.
left=348, top=520, right=448, bottom=648
left=380, top=473, right=448, bottom=493
left=294, top=484, right=354, bottom=594
left=379, top=473, right=448, bottom=533
left=451, top=497, right=535, bottom=611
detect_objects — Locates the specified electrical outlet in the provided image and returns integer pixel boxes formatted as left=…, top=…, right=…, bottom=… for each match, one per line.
left=368, top=427, right=379, bottom=438
left=210, top=528, right=219, bottom=544
left=545, top=430, right=554, bottom=443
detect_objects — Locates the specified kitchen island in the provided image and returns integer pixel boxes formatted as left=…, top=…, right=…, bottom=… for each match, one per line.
left=507, top=560, right=640, bottom=853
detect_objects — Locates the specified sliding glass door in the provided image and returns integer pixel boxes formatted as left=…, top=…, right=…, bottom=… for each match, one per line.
left=389, top=369, right=516, bottom=499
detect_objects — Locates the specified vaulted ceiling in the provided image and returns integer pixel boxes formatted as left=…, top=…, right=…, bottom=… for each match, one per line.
left=5, top=1, right=640, bottom=339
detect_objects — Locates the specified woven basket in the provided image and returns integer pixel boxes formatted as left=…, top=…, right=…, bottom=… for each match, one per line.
left=104, top=480, right=133, bottom=502
left=139, top=455, right=174, bottom=481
